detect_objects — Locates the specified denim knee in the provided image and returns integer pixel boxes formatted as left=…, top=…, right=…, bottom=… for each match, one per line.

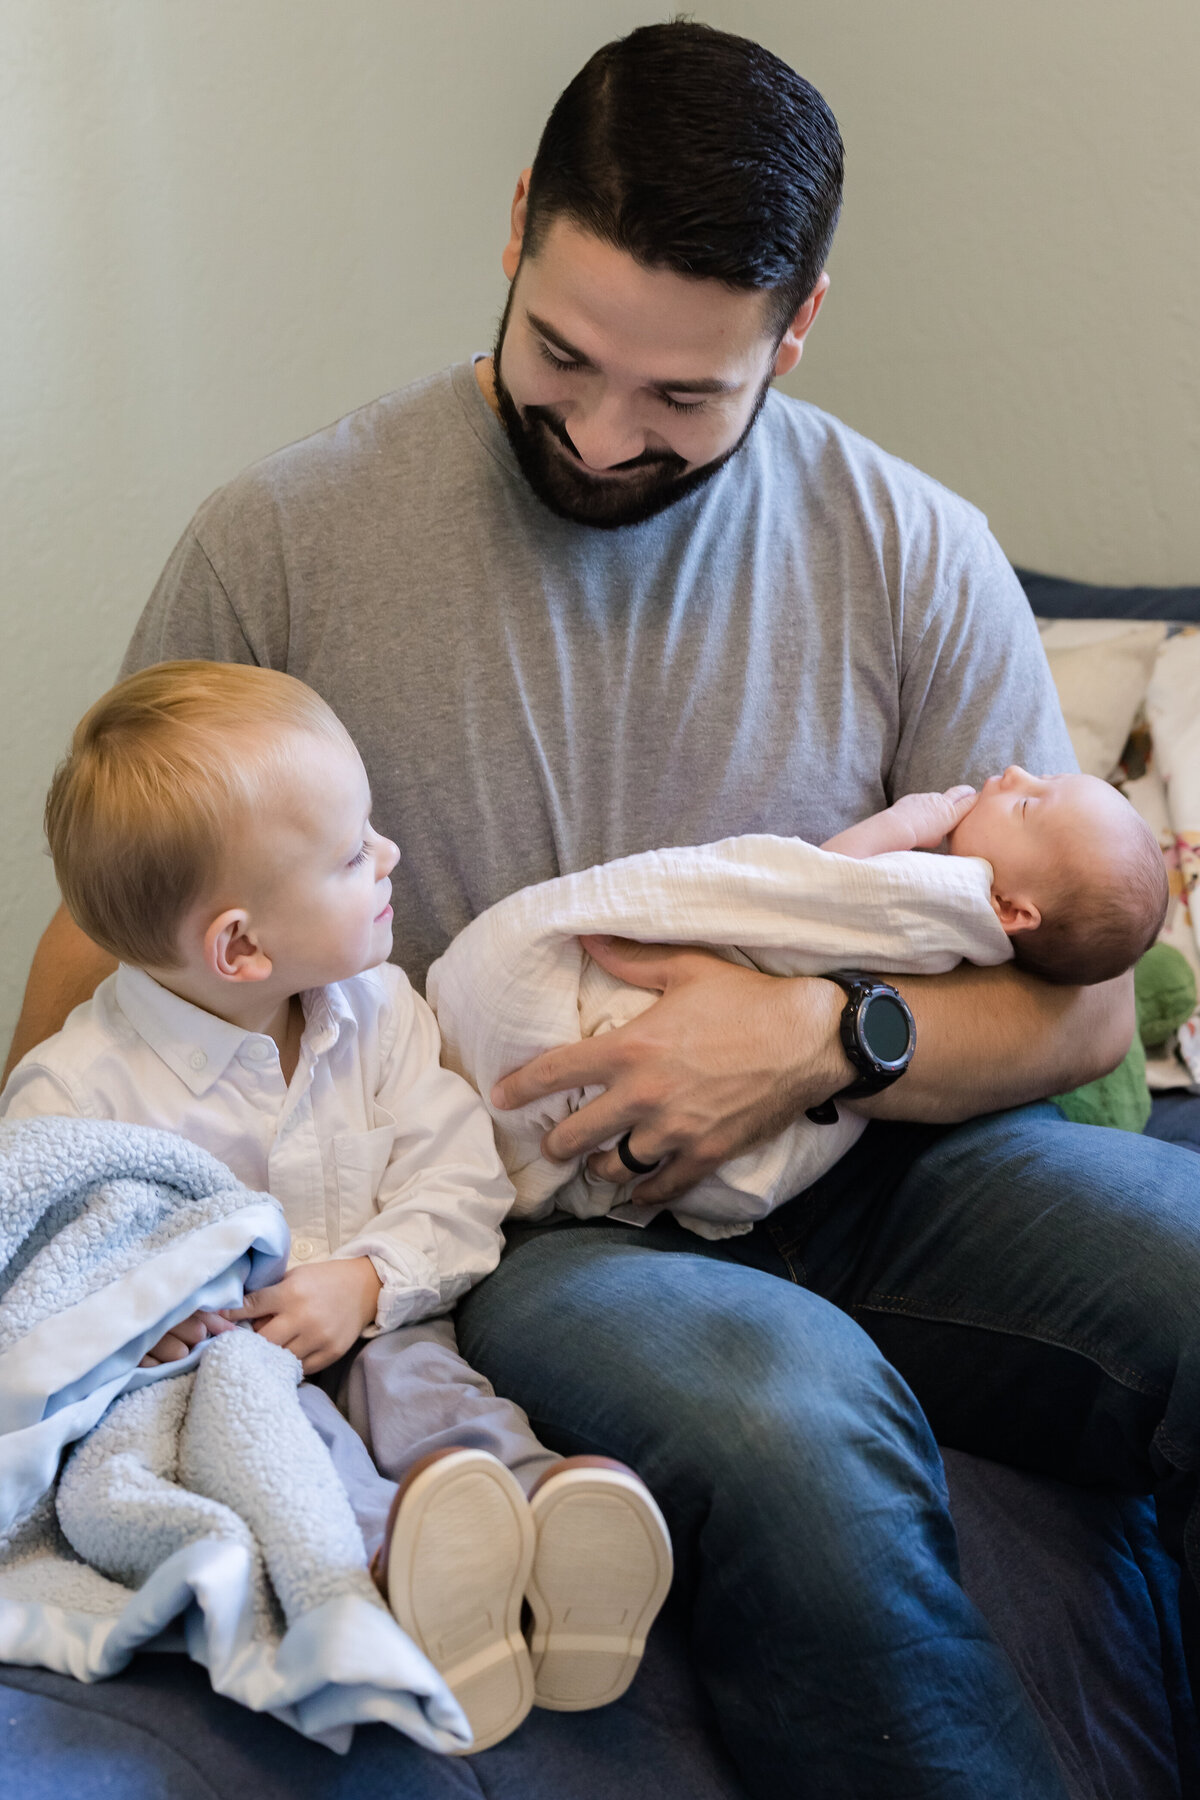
left=457, top=1226, right=951, bottom=1597
left=457, top=1226, right=1071, bottom=1800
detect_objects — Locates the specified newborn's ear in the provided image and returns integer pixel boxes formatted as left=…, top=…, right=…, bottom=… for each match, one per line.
left=991, top=891, right=1042, bottom=936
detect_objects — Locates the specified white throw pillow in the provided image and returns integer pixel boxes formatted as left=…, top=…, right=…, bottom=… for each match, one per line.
left=1038, top=617, right=1167, bottom=779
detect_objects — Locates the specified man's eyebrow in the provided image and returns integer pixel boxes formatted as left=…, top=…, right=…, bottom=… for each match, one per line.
left=528, top=314, right=596, bottom=368
left=526, top=312, right=740, bottom=396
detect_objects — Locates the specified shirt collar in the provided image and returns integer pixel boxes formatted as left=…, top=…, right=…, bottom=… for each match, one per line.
left=296, top=981, right=359, bottom=1061
left=112, top=966, right=362, bottom=1096
left=114, top=966, right=257, bottom=1095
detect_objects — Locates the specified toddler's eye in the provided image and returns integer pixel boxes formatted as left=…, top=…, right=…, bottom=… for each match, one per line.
left=349, top=845, right=369, bottom=867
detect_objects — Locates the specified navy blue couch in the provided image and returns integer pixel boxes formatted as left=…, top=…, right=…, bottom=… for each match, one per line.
left=5, top=572, right=1200, bottom=1799
left=3, top=1401, right=1198, bottom=1800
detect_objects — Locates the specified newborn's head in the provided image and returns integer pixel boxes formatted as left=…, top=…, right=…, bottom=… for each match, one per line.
left=948, top=767, right=1167, bottom=985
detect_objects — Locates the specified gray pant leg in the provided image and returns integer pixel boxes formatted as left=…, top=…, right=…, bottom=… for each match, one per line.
left=297, top=1382, right=398, bottom=1564
left=337, top=1318, right=558, bottom=1498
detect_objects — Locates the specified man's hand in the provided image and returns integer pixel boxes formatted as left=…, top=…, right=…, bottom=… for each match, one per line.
left=139, top=1308, right=236, bottom=1369
left=490, top=934, right=851, bottom=1205
left=220, top=1256, right=383, bottom=1374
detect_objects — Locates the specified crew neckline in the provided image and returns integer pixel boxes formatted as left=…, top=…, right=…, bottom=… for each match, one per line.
left=451, top=357, right=521, bottom=477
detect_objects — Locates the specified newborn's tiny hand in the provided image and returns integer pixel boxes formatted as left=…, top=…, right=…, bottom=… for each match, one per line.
left=892, top=787, right=977, bottom=850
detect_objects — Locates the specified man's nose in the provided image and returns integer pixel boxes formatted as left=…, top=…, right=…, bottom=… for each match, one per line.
left=563, top=396, right=646, bottom=470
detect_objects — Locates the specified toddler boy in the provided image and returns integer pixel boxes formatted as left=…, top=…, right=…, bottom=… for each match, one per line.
left=0, top=660, right=672, bottom=1752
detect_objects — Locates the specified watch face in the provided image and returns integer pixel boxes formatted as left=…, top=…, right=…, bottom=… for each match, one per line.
left=859, top=992, right=913, bottom=1067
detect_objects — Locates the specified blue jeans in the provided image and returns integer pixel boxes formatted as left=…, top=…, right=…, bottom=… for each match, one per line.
left=456, top=1104, right=1200, bottom=1799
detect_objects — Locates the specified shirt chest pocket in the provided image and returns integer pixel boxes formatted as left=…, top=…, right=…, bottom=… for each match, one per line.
left=332, top=1117, right=398, bottom=1238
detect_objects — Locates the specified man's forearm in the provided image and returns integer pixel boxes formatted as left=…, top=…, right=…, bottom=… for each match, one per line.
left=848, top=962, right=1135, bottom=1124
left=4, top=905, right=116, bottom=1081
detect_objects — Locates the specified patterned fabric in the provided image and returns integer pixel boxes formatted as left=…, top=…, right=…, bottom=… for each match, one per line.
left=1145, top=630, right=1200, bottom=1081
left=1038, top=619, right=1200, bottom=1091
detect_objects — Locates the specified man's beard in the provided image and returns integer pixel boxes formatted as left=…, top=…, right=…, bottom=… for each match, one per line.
left=489, top=292, right=773, bottom=531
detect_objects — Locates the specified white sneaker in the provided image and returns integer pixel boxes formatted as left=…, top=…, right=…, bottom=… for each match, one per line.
left=526, top=1456, right=674, bottom=1711
left=375, top=1447, right=535, bottom=1752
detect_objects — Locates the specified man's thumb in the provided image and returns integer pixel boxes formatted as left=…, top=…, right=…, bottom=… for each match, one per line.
left=579, top=933, right=679, bottom=992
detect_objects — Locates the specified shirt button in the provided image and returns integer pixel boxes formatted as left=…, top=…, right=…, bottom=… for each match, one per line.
left=245, top=1042, right=272, bottom=1064
left=293, top=1239, right=314, bottom=1260
left=189, top=1050, right=207, bottom=1071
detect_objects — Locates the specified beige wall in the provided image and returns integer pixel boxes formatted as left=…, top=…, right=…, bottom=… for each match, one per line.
left=3, top=0, right=1198, bottom=1046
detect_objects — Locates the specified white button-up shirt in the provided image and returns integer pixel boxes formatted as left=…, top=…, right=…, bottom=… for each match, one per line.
left=0, top=963, right=515, bottom=1334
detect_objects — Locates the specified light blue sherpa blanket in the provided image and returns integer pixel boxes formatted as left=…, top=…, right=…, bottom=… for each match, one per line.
left=0, top=1116, right=470, bottom=1753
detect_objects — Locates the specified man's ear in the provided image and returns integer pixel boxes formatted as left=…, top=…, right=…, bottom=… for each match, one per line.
left=204, top=909, right=274, bottom=983
left=772, top=271, right=831, bottom=378
left=991, top=891, right=1042, bottom=936
left=501, top=168, right=533, bottom=282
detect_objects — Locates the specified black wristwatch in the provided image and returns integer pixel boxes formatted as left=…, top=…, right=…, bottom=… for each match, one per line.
left=805, top=972, right=916, bottom=1125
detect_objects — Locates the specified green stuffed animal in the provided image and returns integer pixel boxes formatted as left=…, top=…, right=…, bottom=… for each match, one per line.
left=1052, top=941, right=1197, bottom=1132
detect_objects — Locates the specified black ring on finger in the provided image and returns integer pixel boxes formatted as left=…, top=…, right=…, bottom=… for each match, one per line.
left=617, top=1132, right=661, bottom=1176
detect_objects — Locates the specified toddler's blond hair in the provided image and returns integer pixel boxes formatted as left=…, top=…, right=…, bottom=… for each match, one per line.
left=45, top=661, right=353, bottom=968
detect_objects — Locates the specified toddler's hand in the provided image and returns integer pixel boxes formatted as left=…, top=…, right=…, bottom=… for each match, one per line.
left=890, top=786, right=977, bottom=850
left=220, top=1256, right=383, bottom=1375
left=139, top=1308, right=236, bottom=1369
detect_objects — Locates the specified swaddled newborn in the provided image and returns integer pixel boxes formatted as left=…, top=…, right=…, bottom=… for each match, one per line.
left=428, top=768, right=1167, bottom=1240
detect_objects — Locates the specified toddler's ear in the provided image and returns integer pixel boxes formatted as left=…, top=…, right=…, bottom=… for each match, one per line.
left=204, top=909, right=274, bottom=983
left=991, top=891, right=1042, bottom=936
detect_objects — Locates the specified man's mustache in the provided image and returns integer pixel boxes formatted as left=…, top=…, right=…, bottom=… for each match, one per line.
left=525, top=406, right=686, bottom=476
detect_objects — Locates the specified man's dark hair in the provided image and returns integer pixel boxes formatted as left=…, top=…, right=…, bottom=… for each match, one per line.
left=523, top=19, right=844, bottom=337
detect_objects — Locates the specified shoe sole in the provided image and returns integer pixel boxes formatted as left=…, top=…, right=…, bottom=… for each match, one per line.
left=527, top=1465, right=673, bottom=1711
left=384, top=1449, right=535, bottom=1752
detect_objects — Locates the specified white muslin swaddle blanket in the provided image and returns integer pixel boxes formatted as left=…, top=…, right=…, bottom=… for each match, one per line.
left=427, top=835, right=1010, bottom=1239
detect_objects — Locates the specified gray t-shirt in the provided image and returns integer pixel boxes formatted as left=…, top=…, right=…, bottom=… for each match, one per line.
left=124, top=359, right=1074, bottom=990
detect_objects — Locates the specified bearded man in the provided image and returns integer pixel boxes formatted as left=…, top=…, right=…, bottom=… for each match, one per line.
left=11, top=23, right=1200, bottom=1800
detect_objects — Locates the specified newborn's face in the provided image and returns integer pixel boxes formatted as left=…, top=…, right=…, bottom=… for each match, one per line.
left=948, top=767, right=1125, bottom=906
